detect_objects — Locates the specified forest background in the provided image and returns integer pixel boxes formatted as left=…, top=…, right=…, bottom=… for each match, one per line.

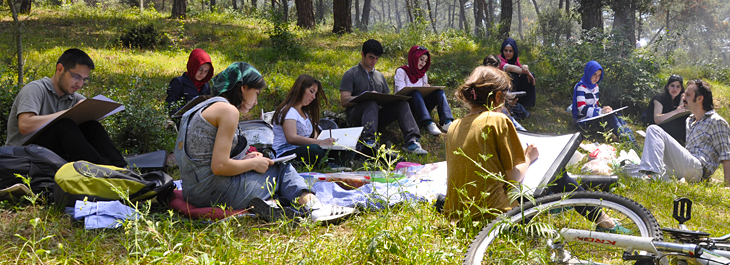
left=1, top=0, right=730, bottom=264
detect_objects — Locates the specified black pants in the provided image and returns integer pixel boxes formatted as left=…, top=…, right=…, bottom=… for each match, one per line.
left=509, top=72, right=536, bottom=109
left=32, top=119, right=127, bottom=167
left=347, top=100, right=420, bottom=145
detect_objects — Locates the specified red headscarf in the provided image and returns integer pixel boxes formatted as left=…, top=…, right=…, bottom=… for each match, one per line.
left=398, top=45, right=431, bottom=84
left=186, top=49, right=214, bottom=90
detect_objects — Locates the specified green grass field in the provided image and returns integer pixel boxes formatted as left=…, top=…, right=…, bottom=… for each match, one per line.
left=1, top=4, right=730, bottom=264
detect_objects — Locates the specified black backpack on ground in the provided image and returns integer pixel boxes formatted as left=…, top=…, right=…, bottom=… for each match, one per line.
left=0, top=145, right=68, bottom=198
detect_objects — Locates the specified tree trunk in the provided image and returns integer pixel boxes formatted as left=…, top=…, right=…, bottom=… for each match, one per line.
left=354, top=0, right=360, bottom=29
left=171, top=0, right=186, bottom=18
left=251, top=0, right=257, bottom=11
left=458, top=0, right=466, bottom=31
left=530, top=0, right=539, bottom=16
left=610, top=0, right=636, bottom=47
left=487, top=0, right=494, bottom=25
left=405, top=0, right=413, bottom=23
left=8, top=0, right=24, bottom=86
left=333, top=0, right=352, bottom=33
left=559, top=0, right=562, bottom=10
left=473, top=0, right=482, bottom=35
left=232, top=0, right=236, bottom=11
left=517, top=0, right=522, bottom=39
left=394, top=0, right=402, bottom=29
left=360, top=0, right=371, bottom=30
left=19, top=0, right=30, bottom=14
left=499, top=0, right=512, bottom=39
left=296, top=0, right=315, bottom=28
left=426, top=0, right=437, bottom=33
left=565, top=0, right=571, bottom=39
left=384, top=0, right=391, bottom=26
left=282, top=0, right=288, bottom=21
left=579, top=0, right=603, bottom=33
left=316, top=0, right=324, bottom=23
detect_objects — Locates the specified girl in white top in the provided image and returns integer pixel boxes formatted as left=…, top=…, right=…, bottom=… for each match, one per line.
left=394, top=45, right=454, bottom=136
left=272, top=74, right=351, bottom=167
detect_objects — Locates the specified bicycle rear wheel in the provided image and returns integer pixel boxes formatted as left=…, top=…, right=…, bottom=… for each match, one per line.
left=463, top=191, right=662, bottom=265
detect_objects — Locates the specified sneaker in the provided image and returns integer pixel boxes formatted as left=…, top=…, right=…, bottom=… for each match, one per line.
left=403, top=142, right=428, bottom=155
left=247, top=197, right=298, bottom=223
left=309, top=204, right=357, bottom=224
left=425, top=123, right=442, bottom=136
left=442, top=121, right=452, bottom=133
left=595, top=224, right=633, bottom=235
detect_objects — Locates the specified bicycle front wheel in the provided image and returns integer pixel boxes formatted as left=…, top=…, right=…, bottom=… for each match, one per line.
left=463, top=191, right=662, bottom=265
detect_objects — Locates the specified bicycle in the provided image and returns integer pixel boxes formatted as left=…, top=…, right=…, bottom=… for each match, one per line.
left=463, top=191, right=730, bottom=265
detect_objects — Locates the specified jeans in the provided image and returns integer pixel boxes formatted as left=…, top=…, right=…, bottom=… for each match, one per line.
left=32, top=119, right=127, bottom=167
left=578, top=113, right=637, bottom=146
left=638, top=125, right=703, bottom=181
left=280, top=144, right=355, bottom=167
left=347, top=100, right=420, bottom=145
left=407, top=89, right=454, bottom=126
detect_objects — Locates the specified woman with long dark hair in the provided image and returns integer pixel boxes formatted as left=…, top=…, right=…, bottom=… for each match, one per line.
left=643, top=75, right=688, bottom=145
left=272, top=74, right=350, bottom=167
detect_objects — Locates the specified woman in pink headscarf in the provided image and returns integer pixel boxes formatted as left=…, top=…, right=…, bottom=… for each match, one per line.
left=166, top=48, right=214, bottom=117
left=394, top=45, right=454, bottom=136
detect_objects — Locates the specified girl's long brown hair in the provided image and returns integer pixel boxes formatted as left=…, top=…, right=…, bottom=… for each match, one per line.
left=273, top=74, right=327, bottom=137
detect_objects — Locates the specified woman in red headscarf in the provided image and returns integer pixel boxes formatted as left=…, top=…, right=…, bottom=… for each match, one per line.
left=394, top=45, right=453, bottom=136
left=166, top=48, right=214, bottom=118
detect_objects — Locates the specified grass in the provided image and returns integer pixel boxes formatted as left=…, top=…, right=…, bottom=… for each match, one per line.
left=1, top=4, right=730, bottom=264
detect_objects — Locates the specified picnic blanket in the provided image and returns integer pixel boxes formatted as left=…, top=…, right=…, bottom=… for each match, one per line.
left=312, top=161, right=448, bottom=209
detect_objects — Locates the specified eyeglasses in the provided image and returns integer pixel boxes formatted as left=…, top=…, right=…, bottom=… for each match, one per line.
left=65, top=67, right=90, bottom=86
left=694, top=79, right=704, bottom=90
left=417, top=46, right=428, bottom=51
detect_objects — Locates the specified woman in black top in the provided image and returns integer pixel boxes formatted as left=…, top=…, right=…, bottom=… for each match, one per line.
left=643, top=75, right=688, bottom=145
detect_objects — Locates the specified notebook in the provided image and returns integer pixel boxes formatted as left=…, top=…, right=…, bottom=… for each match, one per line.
left=395, top=86, right=445, bottom=97
left=317, top=127, right=364, bottom=150
left=517, top=131, right=583, bottom=196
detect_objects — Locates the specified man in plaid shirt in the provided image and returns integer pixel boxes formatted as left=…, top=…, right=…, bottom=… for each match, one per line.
left=638, top=79, right=730, bottom=184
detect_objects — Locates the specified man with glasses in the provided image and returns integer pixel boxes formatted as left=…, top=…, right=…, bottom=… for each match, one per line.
left=5, top=48, right=127, bottom=168
left=339, top=39, right=427, bottom=155
left=639, top=79, right=730, bottom=184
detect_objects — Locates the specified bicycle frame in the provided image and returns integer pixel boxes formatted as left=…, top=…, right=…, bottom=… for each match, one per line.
left=559, top=229, right=730, bottom=265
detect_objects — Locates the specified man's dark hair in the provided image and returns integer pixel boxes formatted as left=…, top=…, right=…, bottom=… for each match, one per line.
left=689, top=79, right=714, bottom=111
left=57, top=48, right=95, bottom=70
left=362, top=39, right=383, bottom=57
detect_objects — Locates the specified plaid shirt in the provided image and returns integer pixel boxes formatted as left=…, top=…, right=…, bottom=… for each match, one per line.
left=685, top=110, right=730, bottom=179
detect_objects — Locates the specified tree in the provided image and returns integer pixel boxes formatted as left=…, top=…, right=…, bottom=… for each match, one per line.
left=296, top=0, right=316, bottom=28
left=609, top=0, right=637, bottom=47
left=499, top=0, right=512, bottom=39
left=425, top=0, right=437, bottom=33
left=171, top=0, right=186, bottom=18
left=19, top=0, right=31, bottom=13
left=333, top=0, right=352, bottom=33
left=8, top=0, right=24, bottom=85
left=457, top=0, right=467, bottom=31
left=316, top=0, right=325, bottom=24
left=360, top=0, right=371, bottom=30
left=579, top=0, right=603, bottom=33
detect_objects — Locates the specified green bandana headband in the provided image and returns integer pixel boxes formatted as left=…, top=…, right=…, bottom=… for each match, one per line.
left=212, top=62, right=263, bottom=96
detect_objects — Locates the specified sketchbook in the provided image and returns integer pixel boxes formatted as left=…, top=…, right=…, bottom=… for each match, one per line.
left=394, top=86, right=445, bottom=97
left=578, top=106, right=628, bottom=123
left=517, top=131, right=583, bottom=197
left=22, top=95, right=125, bottom=145
left=657, top=110, right=691, bottom=125
left=171, top=95, right=212, bottom=118
left=317, top=127, right=364, bottom=150
left=347, top=91, right=411, bottom=105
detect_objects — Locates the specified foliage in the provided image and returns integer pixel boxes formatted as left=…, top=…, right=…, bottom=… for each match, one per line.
left=118, top=22, right=170, bottom=49
left=265, top=10, right=302, bottom=58
left=540, top=29, right=665, bottom=111
left=536, top=8, right=572, bottom=45
left=0, top=79, right=20, bottom=145
left=103, top=76, right=176, bottom=155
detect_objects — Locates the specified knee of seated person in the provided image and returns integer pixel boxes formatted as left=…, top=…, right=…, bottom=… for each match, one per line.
left=78, top=120, right=104, bottom=130
left=360, top=101, right=379, bottom=110
left=646, top=124, right=663, bottom=135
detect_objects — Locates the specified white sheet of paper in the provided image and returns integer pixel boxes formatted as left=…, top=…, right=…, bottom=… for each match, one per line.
left=517, top=132, right=581, bottom=195
left=578, top=106, right=628, bottom=122
left=317, top=127, right=364, bottom=150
